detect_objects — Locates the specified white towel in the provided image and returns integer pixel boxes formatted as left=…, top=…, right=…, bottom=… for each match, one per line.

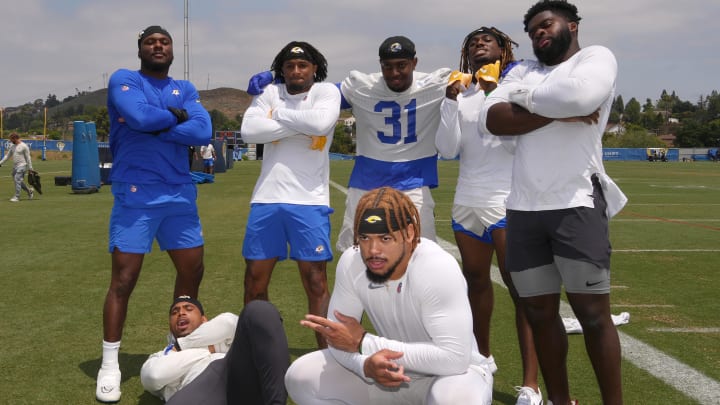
left=597, top=172, right=628, bottom=218
left=563, top=312, right=630, bottom=334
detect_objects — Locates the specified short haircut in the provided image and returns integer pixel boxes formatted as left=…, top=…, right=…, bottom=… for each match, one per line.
left=9, top=133, right=19, bottom=140
left=353, top=187, right=420, bottom=249
left=270, top=41, right=328, bottom=83
left=523, top=0, right=582, bottom=32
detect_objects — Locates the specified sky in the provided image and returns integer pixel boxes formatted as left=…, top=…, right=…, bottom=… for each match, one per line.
left=1, top=0, right=718, bottom=108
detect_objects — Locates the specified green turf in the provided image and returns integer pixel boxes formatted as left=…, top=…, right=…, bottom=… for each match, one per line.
left=0, top=159, right=717, bottom=404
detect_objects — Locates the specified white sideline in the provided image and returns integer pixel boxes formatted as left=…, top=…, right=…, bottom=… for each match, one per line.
left=329, top=180, right=720, bottom=403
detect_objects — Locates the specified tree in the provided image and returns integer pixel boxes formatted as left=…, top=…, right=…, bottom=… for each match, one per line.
left=674, top=120, right=705, bottom=147
left=93, top=107, right=110, bottom=141
left=624, top=98, right=641, bottom=124
left=330, top=122, right=355, bottom=155
left=45, top=94, right=60, bottom=108
left=611, top=95, right=624, bottom=116
left=603, top=124, right=666, bottom=148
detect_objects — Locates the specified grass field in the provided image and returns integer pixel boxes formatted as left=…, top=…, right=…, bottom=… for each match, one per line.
left=0, top=159, right=718, bottom=404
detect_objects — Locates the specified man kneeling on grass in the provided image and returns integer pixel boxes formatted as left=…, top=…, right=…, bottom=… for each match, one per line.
left=285, top=187, right=494, bottom=404
left=140, top=297, right=289, bottom=404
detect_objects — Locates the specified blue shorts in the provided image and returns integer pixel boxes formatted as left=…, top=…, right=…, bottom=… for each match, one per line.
left=451, top=206, right=506, bottom=244
left=108, top=182, right=204, bottom=253
left=242, top=203, right=334, bottom=262
left=203, top=158, right=214, bottom=167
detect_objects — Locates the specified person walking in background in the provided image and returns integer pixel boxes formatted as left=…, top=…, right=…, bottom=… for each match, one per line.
left=200, top=142, right=216, bottom=174
left=435, top=26, right=542, bottom=405
left=482, top=1, right=625, bottom=403
left=0, top=133, right=35, bottom=202
left=239, top=41, right=340, bottom=349
left=97, top=25, right=212, bottom=403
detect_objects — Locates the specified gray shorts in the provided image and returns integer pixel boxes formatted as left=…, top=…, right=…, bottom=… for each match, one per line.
left=506, top=178, right=612, bottom=297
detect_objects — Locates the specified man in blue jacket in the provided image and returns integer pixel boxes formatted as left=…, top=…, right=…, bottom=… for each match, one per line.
left=96, top=25, right=212, bottom=403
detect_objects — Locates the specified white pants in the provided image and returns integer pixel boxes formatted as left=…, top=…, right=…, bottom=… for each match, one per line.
left=285, top=349, right=493, bottom=405
left=336, top=186, right=437, bottom=252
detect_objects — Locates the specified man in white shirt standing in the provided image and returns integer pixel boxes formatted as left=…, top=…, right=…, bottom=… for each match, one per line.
left=0, top=133, right=34, bottom=202
left=240, top=41, right=341, bottom=349
left=285, top=187, right=494, bottom=405
left=141, top=296, right=289, bottom=404
left=245, top=37, right=452, bottom=253
left=481, top=1, right=625, bottom=404
left=200, top=142, right=216, bottom=174
left=335, top=36, right=451, bottom=252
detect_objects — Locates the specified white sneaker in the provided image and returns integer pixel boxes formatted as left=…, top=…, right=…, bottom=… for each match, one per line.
left=9, top=196, right=19, bottom=202
left=28, top=189, right=34, bottom=199
left=516, top=386, right=543, bottom=405
left=96, top=368, right=121, bottom=403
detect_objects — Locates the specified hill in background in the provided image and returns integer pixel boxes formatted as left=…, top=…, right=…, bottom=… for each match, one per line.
left=48, top=87, right=252, bottom=119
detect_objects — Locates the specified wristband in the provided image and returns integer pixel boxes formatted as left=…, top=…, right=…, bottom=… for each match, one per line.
left=357, top=332, right=367, bottom=354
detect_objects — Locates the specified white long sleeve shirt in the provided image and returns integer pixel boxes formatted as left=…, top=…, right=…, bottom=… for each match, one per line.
left=0, top=141, right=32, bottom=170
left=435, top=85, right=514, bottom=208
left=240, top=82, right=341, bottom=206
left=140, top=313, right=238, bottom=401
left=327, top=239, right=485, bottom=381
left=341, top=68, right=451, bottom=190
left=480, top=46, right=617, bottom=211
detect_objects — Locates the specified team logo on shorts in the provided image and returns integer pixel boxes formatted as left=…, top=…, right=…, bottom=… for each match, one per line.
left=315, top=245, right=324, bottom=253
left=130, top=185, right=137, bottom=192
left=172, top=89, right=180, bottom=95
left=121, top=85, right=129, bottom=91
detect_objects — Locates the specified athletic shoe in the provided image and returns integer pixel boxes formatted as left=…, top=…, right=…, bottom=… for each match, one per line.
left=547, top=401, right=578, bottom=405
left=28, top=189, right=34, bottom=200
left=515, top=386, right=543, bottom=405
left=9, top=196, right=19, bottom=202
left=96, top=368, right=121, bottom=403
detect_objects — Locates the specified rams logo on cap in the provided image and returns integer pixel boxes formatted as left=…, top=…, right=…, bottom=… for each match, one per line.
left=290, top=46, right=305, bottom=54
left=389, top=42, right=403, bottom=53
left=365, top=215, right=383, bottom=224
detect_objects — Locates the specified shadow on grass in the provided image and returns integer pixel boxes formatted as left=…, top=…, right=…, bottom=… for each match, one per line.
left=79, top=352, right=151, bottom=381
left=80, top=353, right=164, bottom=404
left=493, top=389, right=518, bottom=404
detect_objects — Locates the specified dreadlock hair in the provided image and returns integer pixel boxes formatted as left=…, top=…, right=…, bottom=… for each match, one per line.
left=523, top=0, right=581, bottom=32
left=270, top=41, right=328, bottom=83
left=353, top=187, right=421, bottom=249
left=459, top=26, right=518, bottom=75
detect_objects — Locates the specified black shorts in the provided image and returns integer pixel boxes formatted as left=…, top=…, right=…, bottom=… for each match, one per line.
left=506, top=177, right=612, bottom=296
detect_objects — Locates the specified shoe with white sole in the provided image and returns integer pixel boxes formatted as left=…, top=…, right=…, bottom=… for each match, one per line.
left=96, top=368, right=121, bottom=403
left=515, top=386, right=543, bottom=405
left=9, top=196, right=19, bottom=202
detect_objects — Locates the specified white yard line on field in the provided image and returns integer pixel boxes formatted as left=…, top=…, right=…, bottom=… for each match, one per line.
left=614, top=249, right=720, bottom=253
left=329, top=180, right=720, bottom=403
left=648, top=328, right=720, bottom=333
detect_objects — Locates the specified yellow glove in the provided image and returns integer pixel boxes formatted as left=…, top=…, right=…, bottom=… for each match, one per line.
left=448, top=70, right=472, bottom=88
left=475, top=61, right=500, bottom=84
left=309, top=135, right=327, bottom=150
